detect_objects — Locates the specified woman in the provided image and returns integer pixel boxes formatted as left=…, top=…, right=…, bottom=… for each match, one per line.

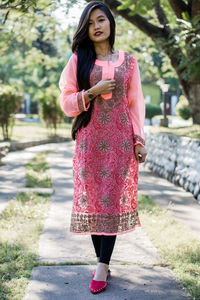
left=59, top=1, right=147, bottom=294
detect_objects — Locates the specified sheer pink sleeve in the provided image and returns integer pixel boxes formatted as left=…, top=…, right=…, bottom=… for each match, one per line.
left=59, top=53, right=90, bottom=117
left=128, top=56, right=145, bottom=146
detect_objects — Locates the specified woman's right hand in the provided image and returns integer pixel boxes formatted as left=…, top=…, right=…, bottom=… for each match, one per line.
left=94, top=78, right=116, bottom=95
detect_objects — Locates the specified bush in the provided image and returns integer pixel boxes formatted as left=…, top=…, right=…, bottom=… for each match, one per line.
left=145, top=103, right=162, bottom=125
left=38, top=85, right=65, bottom=135
left=0, top=85, right=22, bottom=140
left=175, top=95, right=191, bottom=120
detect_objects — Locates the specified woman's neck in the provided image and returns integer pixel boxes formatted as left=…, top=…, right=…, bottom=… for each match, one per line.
left=94, top=41, right=113, bottom=57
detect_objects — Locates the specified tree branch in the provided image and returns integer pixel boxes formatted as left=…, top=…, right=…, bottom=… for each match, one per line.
left=2, top=10, right=10, bottom=24
left=153, top=0, right=171, bottom=35
left=168, top=0, right=190, bottom=19
left=0, top=0, right=22, bottom=10
left=101, top=0, right=168, bottom=40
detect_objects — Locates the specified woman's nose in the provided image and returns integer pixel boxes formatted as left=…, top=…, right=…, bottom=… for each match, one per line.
left=94, top=22, right=100, bottom=29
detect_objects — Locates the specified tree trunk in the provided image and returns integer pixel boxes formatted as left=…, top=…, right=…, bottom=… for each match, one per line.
left=185, top=83, right=200, bottom=124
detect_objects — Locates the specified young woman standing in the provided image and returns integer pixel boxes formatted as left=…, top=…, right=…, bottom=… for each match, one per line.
left=59, top=1, right=147, bottom=294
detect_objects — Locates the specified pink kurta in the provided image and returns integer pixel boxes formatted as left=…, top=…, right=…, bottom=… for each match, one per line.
left=59, top=50, right=145, bottom=235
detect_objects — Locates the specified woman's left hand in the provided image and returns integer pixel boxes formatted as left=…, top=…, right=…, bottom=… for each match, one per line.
left=134, top=144, right=147, bottom=163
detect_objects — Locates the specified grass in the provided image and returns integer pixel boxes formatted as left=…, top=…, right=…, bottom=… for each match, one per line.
left=138, top=194, right=200, bottom=299
left=26, top=151, right=52, bottom=188
left=0, top=150, right=53, bottom=299
left=147, top=123, right=200, bottom=140
left=0, top=121, right=72, bottom=142
left=0, top=192, right=51, bottom=300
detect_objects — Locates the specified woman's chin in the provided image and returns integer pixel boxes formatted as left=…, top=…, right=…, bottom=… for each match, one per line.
left=92, top=37, right=109, bottom=44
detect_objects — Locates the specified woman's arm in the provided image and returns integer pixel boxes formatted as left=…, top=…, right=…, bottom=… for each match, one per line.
left=59, top=53, right=92, bottom=117
left=127, top=56, right=146, bottom=147
left=59, top=53, right=116, bottom=117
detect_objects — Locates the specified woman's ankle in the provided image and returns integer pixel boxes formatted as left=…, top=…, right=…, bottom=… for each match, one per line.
left=98, top=262, right=109, bottom=272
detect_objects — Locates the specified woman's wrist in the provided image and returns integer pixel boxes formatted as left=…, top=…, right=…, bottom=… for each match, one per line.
left=89, top=86, right=101, bottom=98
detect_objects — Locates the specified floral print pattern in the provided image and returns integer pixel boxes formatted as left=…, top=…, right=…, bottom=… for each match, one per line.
left=71, top=52, right=141, bottom=235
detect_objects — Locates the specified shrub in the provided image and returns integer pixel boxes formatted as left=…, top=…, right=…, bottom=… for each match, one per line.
left=175, top=95, right=191, bottom=120
left=145, top=103, right=162, bottom=125
left=0, top=85, right=22, bottom=140
left=38, top=85, right=65, bottom=135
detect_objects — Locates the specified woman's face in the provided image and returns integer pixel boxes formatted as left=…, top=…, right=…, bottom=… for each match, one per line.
left=88, top=8, right=110, bottom=44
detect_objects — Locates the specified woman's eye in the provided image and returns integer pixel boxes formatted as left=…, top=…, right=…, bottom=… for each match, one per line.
left=99, top=19, right=104, bottom=22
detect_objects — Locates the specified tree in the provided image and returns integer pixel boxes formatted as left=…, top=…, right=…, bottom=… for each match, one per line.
left=38, top=85, right=65, bottom=134
left=0, top=85, right=22, bottom=140
left=0, top=0, right=69, bottom=113
left=86, top=0, right=200, bottom=124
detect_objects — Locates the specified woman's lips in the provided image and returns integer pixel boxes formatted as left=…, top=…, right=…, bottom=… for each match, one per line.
left=94, top=31, right=103, bottom=36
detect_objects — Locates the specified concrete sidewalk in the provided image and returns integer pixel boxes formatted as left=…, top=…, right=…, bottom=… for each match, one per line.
left=23, top=141, right=193, bottom=299
left=0, top=143, right=60, bottom=213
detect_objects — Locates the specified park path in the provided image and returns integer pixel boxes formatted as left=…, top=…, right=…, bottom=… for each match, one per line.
left=0, top=143, right=61, bottom=213
left=23, top=141, right=193, bottom=300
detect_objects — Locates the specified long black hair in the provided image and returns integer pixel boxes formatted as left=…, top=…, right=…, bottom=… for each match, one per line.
left=71, top=1, right=116, bottom=140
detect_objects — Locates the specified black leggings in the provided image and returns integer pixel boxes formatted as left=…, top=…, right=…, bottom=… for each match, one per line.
left=91, top=235, right=117, bottom=265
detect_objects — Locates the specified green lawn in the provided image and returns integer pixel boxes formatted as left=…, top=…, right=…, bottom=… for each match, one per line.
left=26, top=151, right=52, bottom=188
left=138, top=194, right=200, bottom=299
left=147, top=123, right=200, bottom=139
left=0, top=121, right=72, bottom=142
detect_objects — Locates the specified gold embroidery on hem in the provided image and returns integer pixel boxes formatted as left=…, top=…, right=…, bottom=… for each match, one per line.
left=70, top=210, right=140, bottom=234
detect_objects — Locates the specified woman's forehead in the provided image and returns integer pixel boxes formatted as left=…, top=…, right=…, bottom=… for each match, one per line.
left=89, top=8, right=107, bottom=20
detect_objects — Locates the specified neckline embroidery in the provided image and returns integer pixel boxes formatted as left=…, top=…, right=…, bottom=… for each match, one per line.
left=95, top=50, right=124, bottom=67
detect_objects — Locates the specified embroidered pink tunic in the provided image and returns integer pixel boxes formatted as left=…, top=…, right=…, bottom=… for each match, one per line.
left=59, top=50, right=145, bottom=235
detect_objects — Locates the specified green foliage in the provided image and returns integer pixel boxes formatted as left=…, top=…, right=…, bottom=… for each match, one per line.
left=114, top=16, right=179, bottom=92
left=175, top=95, right=191, bottom=120
left=177, top=15, right=200, bottom=81
left=0, top=0, right=69, bottom=114
left=118, top=0, right=153, bottom=16
left=142, top=84, right=161, bottom=106
left=145, top=103, right=162, bottom=124
left=0, top=85, right=22, bottom=140
left=38, top=85, right=65, bottom=134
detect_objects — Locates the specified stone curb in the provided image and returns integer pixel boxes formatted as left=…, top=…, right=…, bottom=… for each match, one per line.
left=0, top=136, right=72, bottom=164
left=19, top=188, right=54, bottom=195
left=145, top=131, right=200, bottom=203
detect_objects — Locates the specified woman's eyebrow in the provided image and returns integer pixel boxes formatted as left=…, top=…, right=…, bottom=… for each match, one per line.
left=89, top=15, right=106, bottom=21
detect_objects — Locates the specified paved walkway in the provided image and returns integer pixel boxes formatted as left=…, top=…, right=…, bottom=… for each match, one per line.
left=0, top=143, right=60, bottom=213
left=22, top=141, right=193, bottom=299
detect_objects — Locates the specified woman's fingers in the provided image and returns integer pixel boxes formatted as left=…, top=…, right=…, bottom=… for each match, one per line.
left=137, top=153, right=147, bottom=163
left=134, top=145, right=147, bottom=163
